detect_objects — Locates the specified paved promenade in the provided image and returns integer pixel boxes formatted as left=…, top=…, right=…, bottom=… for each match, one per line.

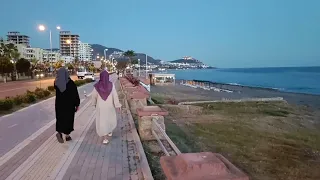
left=0, top=81, right=152, bottom=180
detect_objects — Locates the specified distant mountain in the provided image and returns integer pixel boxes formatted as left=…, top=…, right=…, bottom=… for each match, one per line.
left=170, top=57, right=203, bottom=64
left=90, top=44, right=161, bottom=64
left=90, top=44, right=122, bottom=58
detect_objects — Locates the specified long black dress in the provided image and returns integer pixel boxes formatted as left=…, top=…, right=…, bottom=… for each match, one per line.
left=55, top=79, right=80, bottom=135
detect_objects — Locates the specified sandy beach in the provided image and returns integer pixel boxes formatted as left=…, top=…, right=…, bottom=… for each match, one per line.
left=150, top=80, right=320, bottom=110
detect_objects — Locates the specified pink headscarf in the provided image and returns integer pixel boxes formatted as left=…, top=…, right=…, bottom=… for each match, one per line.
left=94, top=70, right=113, bottom=101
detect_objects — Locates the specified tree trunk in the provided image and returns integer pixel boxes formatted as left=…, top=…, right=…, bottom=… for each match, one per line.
left=30, top=71, right=34, bottom=79
left=11, top=72, right=17, bottom=81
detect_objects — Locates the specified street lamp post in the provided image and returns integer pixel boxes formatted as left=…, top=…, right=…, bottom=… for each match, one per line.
left=104, top=49, right=108, bottom=61
left=145, top=54, right=148, bottom=78
left=38, top=25, right=61, bottom=73
left=138, top=59, right=140, bottom=76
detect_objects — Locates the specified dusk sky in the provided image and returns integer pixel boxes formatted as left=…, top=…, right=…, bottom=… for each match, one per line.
left=0, top=0, right=319, bottom=68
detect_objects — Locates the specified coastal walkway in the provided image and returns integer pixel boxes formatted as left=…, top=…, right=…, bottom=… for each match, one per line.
left=0, top=81, right=152, bottom=180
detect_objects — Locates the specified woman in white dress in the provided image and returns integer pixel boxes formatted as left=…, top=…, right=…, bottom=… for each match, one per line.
left=92, top=70, right=122, bottom=144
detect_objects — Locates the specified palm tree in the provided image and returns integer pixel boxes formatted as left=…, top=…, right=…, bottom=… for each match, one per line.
left=29, top=58, right=39, bottom=79
left=123, top=50, right=135, bottom=64
left=11, top=50, right=20, bottom=80
left=54, top=60, right=64, bottom=70
left=115, top=61, right=128, bottom=73
left=0, top=42, right=18, bottom=81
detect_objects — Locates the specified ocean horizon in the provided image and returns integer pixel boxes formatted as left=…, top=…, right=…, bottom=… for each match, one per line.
left=163, top=66, right=320, bottom=95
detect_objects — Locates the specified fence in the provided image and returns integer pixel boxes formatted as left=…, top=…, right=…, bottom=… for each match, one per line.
left=151, top=115, right=181, bottom=156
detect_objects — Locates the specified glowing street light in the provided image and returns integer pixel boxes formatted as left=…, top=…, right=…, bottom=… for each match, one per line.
left=36, top=73, right=44, bottom=88
left=38, top=24, right=62, bottom=72
left=38, top=25, right=45, bottom=31
left=65, top=39, right=72, bottom=56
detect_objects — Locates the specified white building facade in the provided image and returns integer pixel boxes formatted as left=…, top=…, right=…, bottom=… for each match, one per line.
left=42, top=50, right=61, bottom=62
left=60, top=56, right=75, bottom=64
left=25, top=48, right=44, bottom=61
left=78, top=41, right=92, bottom=61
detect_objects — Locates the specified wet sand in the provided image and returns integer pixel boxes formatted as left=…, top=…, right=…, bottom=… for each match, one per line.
left=150, top=80, right=320, bottom=110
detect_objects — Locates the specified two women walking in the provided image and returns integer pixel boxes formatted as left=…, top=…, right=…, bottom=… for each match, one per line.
left=54, top=68, right=121, bottom=145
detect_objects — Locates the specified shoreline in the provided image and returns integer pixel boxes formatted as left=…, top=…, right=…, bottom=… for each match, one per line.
left=186, top=79, right=320, bottom=97
left=150, top=80, right=320, bottom=110
left=152, top=67, right=320, bottom=96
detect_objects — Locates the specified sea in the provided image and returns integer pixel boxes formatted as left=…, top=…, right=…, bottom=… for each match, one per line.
left=163, top=66, right=320, bottom=95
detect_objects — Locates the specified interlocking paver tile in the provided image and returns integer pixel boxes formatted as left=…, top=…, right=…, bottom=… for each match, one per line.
left=2, top=80, right=153, bottom=180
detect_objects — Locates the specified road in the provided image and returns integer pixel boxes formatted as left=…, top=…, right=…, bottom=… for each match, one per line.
left=0, top=75, right=77, bottom=99
left=0, top=81, right=96, bottom=157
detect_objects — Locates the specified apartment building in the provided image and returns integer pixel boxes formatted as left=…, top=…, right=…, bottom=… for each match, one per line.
left=60, top=56, right=75, bottom=64
left=7, top=32, right=30, bottom=47
left=43, top=50, right=61, bottom=62
left=1, top=40, right=27, bottom=59
left=25, top=47, right=44, bottom=61
left=78, top=41, right=92, bottom=61
left=59, top=31, right=79, bottom=57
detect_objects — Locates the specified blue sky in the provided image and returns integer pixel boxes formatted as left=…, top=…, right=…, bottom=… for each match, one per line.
left=0, top=0, right=319, bottom=68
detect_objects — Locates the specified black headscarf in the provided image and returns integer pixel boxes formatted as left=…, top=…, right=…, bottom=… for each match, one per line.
left=55, top=68, right=70, bottom=92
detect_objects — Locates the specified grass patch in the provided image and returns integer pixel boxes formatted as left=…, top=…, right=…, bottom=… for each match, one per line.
left=142, top=115, right=201, bottom=180
left=260, top=109, right=290, bottom=117
left=151, top=93, right=166, bottom=104
left=162, top=101, right=320, bottom=180
left=142, top=144, right=166, bottom=180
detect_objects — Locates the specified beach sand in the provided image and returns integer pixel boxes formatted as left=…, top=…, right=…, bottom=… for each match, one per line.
left=150, top=80, right=320, bottom=109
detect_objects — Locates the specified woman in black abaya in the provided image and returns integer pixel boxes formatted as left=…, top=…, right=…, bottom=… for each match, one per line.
left=54, top=68, right=80, bottom=143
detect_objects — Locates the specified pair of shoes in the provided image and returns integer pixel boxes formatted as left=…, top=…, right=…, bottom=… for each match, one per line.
left=56, top=133, right=64, bottom=143
left=66, top=136, right=72, bottom=141
left=103, top=139, right=109, bottom=144
left=107, top=132, right=113, bottom=137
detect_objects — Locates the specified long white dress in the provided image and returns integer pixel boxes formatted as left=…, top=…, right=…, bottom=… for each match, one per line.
left=92, top=85, right=122, bottom=137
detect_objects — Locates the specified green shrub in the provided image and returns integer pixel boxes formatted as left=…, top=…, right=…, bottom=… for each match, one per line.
left=85, top=78, right=94, bottom=83
left=74, top=80, right=85, bottom=86
left=34, top=88, right=45, bottom=99
left=23, top=91, right=36, bottom=103
left=43, top=89, right=51, bottom=97
left=0, top=98, right=14, bottom=111
left=47, top=86, right=55, bottom=91
left=13, top=95, right=24, bottom=105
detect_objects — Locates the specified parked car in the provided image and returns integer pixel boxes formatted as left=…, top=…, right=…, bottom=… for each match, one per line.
left=84, top=73, right=95, bottom=81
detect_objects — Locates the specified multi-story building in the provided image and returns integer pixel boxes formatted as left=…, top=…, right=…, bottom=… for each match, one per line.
left=42, top=50, right=61, bottom=62
left=59, top=31, right=79, bottom=57
left=6, top=32, right=30, bottom=47
left=1, top=40, right=28, bottom=59
left=25, top=48, right=44, bottom=61
left=78, top=41, right=92, bottom=61
left=60, top=56, right=75, bottom=64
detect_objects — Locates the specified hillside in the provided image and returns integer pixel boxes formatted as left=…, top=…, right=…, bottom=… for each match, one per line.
left=90, top=44, right=161, bottom=64
left=170, top=58, right=203, bottom=64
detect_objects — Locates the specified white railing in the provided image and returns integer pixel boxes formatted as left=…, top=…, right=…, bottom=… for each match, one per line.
left=151, top=115, right=181, bottom=156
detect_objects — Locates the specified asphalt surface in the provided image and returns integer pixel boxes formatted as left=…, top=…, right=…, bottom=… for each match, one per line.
left=0, top=76, right=77, bottom=99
